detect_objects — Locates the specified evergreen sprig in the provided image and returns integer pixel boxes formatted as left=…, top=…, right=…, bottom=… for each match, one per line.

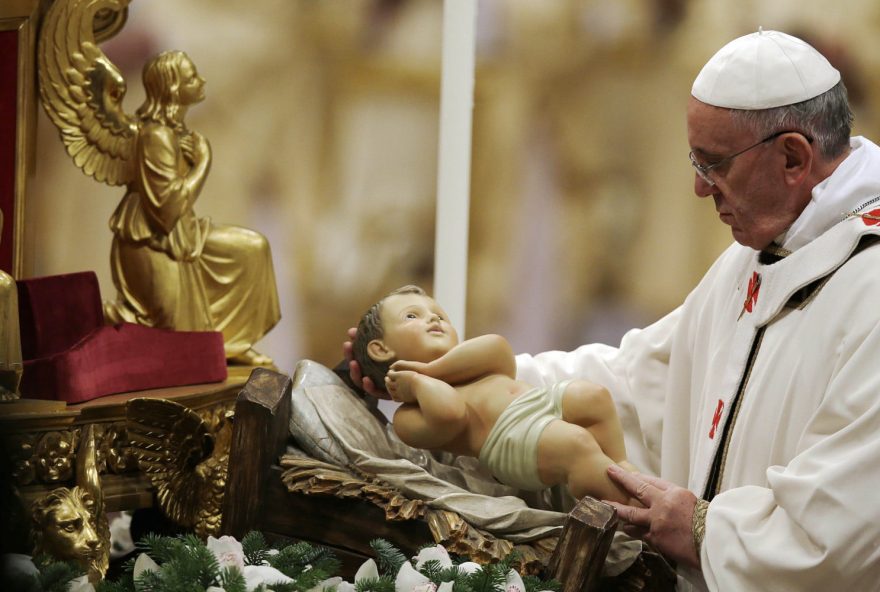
left=461, top=560, right=508, bottom=592
left=269, top=540, right=340, bottom=581
left=6, top=555, right=85, bottom=592
left=355, top=574, right=396, bottom=592
left=21, top=532, right=560, bottom=592
left=522, top=574, right=561, bottom=592
left=219, top=565, right=248, bottom=592
left=96, top=555, right=137, bottom=592
left=369, top=538, right=407, bottom=575
left=241, top=531, right=270, bottom=567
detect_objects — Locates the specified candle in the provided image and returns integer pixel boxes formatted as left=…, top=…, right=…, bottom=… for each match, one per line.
left=434, top=0, right=477, bottom=338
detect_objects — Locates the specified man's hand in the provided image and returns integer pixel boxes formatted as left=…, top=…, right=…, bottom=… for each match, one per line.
left=344, top=327, right=389, bottom=399
left=604, top=464, right=701, bottom=570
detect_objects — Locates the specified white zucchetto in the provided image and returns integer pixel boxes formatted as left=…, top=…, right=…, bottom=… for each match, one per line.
left=692, top=29, right=841, bottom=110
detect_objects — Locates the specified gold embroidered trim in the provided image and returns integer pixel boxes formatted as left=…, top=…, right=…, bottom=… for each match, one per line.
left=693, top=498, right=710, bottom=556
left=710, top=328, right=766, bottom=497
left=764, top=243, right=792, bottom=258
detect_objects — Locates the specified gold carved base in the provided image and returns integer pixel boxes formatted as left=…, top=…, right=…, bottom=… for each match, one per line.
left=0, top=379, right=243, bottom=573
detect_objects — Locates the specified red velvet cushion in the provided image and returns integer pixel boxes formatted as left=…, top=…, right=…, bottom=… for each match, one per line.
left=17, top=271, right=104, bottom=359
left=20, top=323, right=227, bottom=403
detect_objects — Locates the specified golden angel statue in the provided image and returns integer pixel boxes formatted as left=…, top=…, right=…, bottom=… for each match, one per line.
left=38, top=0, right=280, bottom=365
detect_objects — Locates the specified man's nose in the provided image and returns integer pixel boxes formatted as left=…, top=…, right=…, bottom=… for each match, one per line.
left=694, top=173, right=715, bottom=197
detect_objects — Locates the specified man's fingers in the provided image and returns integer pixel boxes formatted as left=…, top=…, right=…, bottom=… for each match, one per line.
left=605, top=500, right=651, bottom=527
left=349, top=359, right=363, bottom=383
left=347, top=327, right=357, bottom=340
left=362, top=375, right=390, bottom=399
left=607, top=465, right=657, bottom=504
left=637, top=472, right=671, bottom=491
left=619, top=523, right=649, bottom=540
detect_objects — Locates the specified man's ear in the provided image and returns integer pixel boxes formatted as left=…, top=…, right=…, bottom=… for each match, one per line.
left=367, top=339, right=395, bottom=362
left=782, top=133, right=813, bottom=187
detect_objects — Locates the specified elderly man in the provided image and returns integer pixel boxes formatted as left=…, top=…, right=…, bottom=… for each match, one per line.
left=515, top=30, right=880, bottom=590
left=349, top=29, right=880, bottom=590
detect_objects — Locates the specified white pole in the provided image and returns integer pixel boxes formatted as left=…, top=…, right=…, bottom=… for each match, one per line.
left=434, top=0, right=476, bottom=338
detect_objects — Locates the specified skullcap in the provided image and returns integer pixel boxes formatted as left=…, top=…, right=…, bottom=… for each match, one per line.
left=692, top=28, right=840, bottom=109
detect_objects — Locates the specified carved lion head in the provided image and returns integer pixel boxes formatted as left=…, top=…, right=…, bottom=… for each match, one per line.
left=31, top=487, right=104, bottom=580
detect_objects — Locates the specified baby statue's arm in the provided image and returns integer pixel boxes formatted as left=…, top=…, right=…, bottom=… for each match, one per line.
left=415, top=334, right=516, bottom=384
left=388, top=370, right=469, bottom=450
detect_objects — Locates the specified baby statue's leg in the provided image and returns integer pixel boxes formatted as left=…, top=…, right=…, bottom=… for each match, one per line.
left=537, top=420, right=631, bottom=503
left=560, top=380, right=631, bottom=468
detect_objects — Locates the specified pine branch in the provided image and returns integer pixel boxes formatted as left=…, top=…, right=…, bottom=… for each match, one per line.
left=220, top=565, right=249, bottom=592
left=496, top=551, right=520, bottom=575
left=96, top=578, right=136, bottom=592
left=97, top=555, right=138, bottom=592
left=439, top=565, right=468, bottom=589
left=133, top=569, right=162, bottom=592
left=522, top=574, right=560, bottom=592
left=419, top=559, right=445, bottom=582
left=369, top=539, right=408, bottom=576
left=464, top=561, right=507, bottom=592
left=242, top=531, right=271, bottom=566
left=135, top=533, right=178, bottom=563
left=268, top=541, right=339, bottom=581
left=32, top=556, right=85, bottom=592
left=355, top=574, right=396, bottom=592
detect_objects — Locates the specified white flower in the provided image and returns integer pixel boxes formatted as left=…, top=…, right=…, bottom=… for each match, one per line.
left=133, top=553, right=161, bottom=590
left=413, top=545, right=453, bottom=571
left=504, top=569, right=526, bottom=592
left=456, top=561, right=482, bottom=575
left=207, top=535, right=246, bottom=570
left=0, top=554, right=39, bottom=580
left=241, top=564, right=295, bottom=590
left=109, top=512, right=135, bottom=559
left=437, top=582, right=453, bottom=592
left=306, top=575, right=342, bottom=592
left=395, top=561, right=434, bottom=592
left=67, top=575, right=95, bottom=592
left=206, top=587, right=226, bottom=592
left=354, top=558, right=379, bottom=582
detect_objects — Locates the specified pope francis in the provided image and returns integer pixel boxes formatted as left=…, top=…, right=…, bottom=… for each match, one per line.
left=514, top=29, right=880, bottom=591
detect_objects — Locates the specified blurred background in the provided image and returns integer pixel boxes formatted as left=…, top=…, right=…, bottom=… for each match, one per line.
left=23, top=0, right=880, bottom=376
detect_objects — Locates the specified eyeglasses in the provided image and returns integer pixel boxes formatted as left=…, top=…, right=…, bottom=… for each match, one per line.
left=689, top=130, right=814, bottom=187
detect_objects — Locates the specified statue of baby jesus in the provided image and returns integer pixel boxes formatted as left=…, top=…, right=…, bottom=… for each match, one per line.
left=353, top=285, right=638, bottom=503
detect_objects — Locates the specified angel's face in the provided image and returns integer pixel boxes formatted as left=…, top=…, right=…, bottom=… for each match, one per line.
left=177, top=58, right=206, bottom=106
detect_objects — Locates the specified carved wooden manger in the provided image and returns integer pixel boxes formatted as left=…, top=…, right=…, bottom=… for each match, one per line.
left=219, top=364, right=675, bottom=592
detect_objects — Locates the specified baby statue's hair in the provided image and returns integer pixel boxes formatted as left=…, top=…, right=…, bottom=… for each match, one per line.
left=353, top=285, right=427, bottom=387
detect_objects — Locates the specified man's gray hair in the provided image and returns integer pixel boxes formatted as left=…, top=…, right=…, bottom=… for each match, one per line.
left=729, top=81, right=853, bottom=160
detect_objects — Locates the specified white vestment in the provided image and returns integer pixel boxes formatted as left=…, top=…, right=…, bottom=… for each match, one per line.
left=516, top=137, right=880, bottom=591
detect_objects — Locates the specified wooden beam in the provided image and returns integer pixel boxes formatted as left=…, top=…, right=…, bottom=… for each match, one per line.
left=221, top=368, right=292, bottom=537
left=546, top=497, right=617, bottom=592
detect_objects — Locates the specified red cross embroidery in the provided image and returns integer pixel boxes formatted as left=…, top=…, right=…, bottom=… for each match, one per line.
left=860, top=208, right=880, bottom=226
left=709, top=399, right=724, bottom=439
left=741, top=271, right=761, bottom=315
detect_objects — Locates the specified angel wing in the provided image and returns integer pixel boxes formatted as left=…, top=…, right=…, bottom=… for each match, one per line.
left=38, top=0, right=137, bottom=186
left=126, top=398, right=232, bottom=537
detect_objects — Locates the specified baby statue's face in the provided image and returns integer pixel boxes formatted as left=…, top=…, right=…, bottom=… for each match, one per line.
left=379, top=293, right=459, bottom=362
